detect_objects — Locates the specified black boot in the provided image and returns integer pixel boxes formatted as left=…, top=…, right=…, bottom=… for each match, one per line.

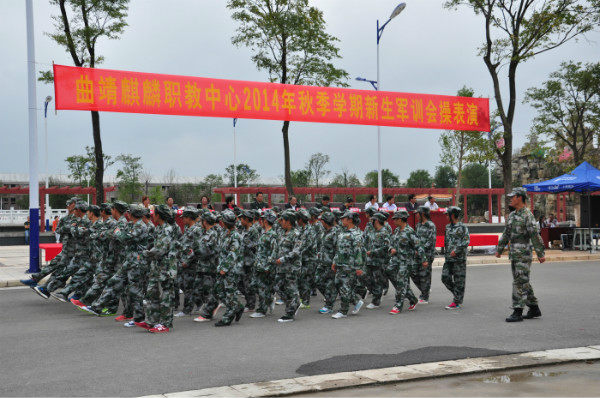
left=214, top=319, right=232, bottom=327
left=523, top=305, right=542, bottom=319
left=235, top=307, right=244, bottom=322
left=505, top=308, right=523, bottom=322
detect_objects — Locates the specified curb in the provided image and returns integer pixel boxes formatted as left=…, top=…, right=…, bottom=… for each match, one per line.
left=143, top=346, right=600, bottom=397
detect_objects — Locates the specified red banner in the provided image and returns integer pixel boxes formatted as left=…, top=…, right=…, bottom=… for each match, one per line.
left=53, top=64, right=490, bottom=131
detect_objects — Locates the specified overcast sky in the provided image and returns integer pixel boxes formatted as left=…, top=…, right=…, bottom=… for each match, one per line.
left=1, top=0, right=599, bottom=184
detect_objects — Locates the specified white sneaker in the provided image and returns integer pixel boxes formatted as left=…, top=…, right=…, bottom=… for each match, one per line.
left=193, top=315, right=211, bottom=322
left=366, top=303, right=380, bottom=309
left=331, top=312, right=347, bottom=319
left=319, top=306, right=332, bottom=314
left=174, top=311, right=187, bottom=317
left=419, top=299, right=429, bottom=304
left=124, top=321, right=136, bottom=327
left=250, top=312, right=265, bottom=318
left=275, top=299, right=284, bottom=305
left=352, top=299, right=364, bottom=315
left=212, top=303, right=222, bottom=317
left=179, top=289, right=183, bottom=294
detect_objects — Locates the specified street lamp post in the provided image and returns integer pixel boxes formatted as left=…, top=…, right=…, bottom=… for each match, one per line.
left=44, top=96, right=52, bottom=228
left=233, top=118, right=238, bottom=205
left=357, top=3, right=406, bottom=203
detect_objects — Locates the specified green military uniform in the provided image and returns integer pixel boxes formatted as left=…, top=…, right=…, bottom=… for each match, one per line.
left=333, top=212, right=365, bottom=315
left=316, top=212, right=338, bottom=311
left=442, top=207, right=470, bottom=306
left=179, top=208, right=202, bottom=315
left=253, top=213, right=279, bottom=315
left=240, top=210, right=260, bottom=311
left=274, top=211, right=302, bottom=320
left=364, top=213, right=390, bottom=306
left=414, top=206, right=437, bottom=301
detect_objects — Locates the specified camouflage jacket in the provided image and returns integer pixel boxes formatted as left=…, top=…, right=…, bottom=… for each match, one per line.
left=115, top=219, right=149, bottom=262
left=318, top=226, right=337, bottom=268
left=497, top=207, right=545, bottom=260
left=444, top=222, right=470, bottom=262
left=241, top=224, right=260, bottom=268
left=146, top=223, right=176, bottom=280
left=168, top=221, right=183, bottom=261
left=69, top=215, right=91, bottom=258
left=196, top=226, right=219, bottom=273
left=275, top=227, right=302, bottom=274
left=390, top=225, right=425, bottom=268
left=217, top=228, right=243, bottom=275
left=58, top=213, right=77, bottom=256
left=180, top=223, right=202, bottom=267
left=416, top=220, right=437, bottom=259
left=87, top=219, right=104, bottom=264
left=367, top=226, right=390, bottom=267
left=298, top=223, right=317, bottom=262
left=311, top=221, right=324, bottom=253
left=254, top=228, right=279, bottom=273
left=363, top=221, right=375, bottom=248
left=108, top=215, right=129, bottom=264
left=334, top=226, right=365, bottom=271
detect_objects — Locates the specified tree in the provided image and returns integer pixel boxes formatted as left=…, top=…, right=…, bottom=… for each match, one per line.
left=461, top=163, right=502, bottom=188
left=40, top=0, right=130, bottom=204
left=330, top=168, right=362, bottom=187
left=228, top=0, right=348, bottom=195
left=148, top=186, right=165, bottom=205
left=225, top=164, right=259, bottom=186
left=364, top=169, right=400, bottom=188
left=406, top=169, right=433, bottom=188
left=434, top=166, right=457, bottom=188
left=444, top=0, right=598, bottom=214
left=200, top=174, right=224, bottom=202
left=116, top=154, right=143, bottom=203
left=524, top=61, right=600, bottom=166
left=65, top=145, right=114, bottom=187
left=305, top=153, right=330, bottom=187
left=289, top=169, right=311, bottom=187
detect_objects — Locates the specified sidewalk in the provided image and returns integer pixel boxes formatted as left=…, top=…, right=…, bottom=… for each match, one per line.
left=1, top=245, right=598, bottom=288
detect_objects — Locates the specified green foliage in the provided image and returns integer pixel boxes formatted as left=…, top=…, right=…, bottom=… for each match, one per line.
left=461, top=163, right=502, bottom=188
left=305, top=153, right=330, bottom=187
left=406, top=169, right=433, bottom=188
left=64, top=146, right=114, bottom=187
left=524, top=61, right=600, bottom=166
left=48, top=177, right=72, bottom=208
left=200, top=174, right=224, bottom=203
left=290, top=169, right=311, bottom=187
left=168, top=183, right=203, bottom=207
left=364, top=169, right=400, bottom=188
left=224, top=164, right=259, bottom=186
left=434, top=166, right=457, bottom=188
left=329, top=169, right=361, bottom=188
left=148, top=186, right=165, bottom=205
left=116, top=154, right=143, bottom=203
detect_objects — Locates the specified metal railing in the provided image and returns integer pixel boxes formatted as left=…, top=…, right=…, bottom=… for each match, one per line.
left=0, top=209, right=67, bottom=225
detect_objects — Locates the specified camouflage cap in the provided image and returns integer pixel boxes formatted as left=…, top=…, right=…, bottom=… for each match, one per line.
left=88, top=205, right=101, bottom=217
left=202, top=211, right=218, bottom=225
left=240, top=209, right=255, bottom=219
left=233, top=207, right=242, bottom=216
left=100, top=202, right=113, bottom=213
left=340, top=210, right=360, bottom=225
left=261, top=211, right=277, bottom=225
left=75, top=202, right=89, bottom=212
left=372, top=212, right=387, bottom=223
left=331, top=209, right=343, bottom=221
left=297, top=208, right=310, bottom=222
left=280, top=209, right=297, bottom=222
left=508, top=187, right=528, bottom=199
left=112, top=200, right=129, bottom=214
left=142, top=207, right=151, bottom=217
left=308, top=207, right=321, bottom=217
left=320, top=211, right=336, bottom=225
left=66, top=197, right=79, bottom=206
left=446, top=206, right=462, bottom=218
left=221, top=210, right=237, bottom=226
left=181, top=206, right=199, bottom=219
left=154, top=204, right=172, bottom=221
left=272, top=206, right=281, bottom=214
left=417, top=205, right=430, bottom=215
left=129, top=204, right=145, bottom=219
left=392, top=209, right=410, bottom=219
left=365, top=206, right=377, bottom=216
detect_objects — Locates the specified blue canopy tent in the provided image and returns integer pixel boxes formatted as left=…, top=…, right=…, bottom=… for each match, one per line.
left=524, top=161, right=600, bottom=252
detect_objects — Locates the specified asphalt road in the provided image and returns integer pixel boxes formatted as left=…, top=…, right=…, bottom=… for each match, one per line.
left=1, top=260, right=599, bottom=397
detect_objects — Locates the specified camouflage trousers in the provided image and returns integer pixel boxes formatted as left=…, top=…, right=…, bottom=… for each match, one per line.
left=57, top=260, right=96, bottom=298
left=125, top=263, right=148, bottom=321
left=441, top=260, right=466, bottom=305
left=252, top=270, right=274, bottom=315
left=334, top=268, right=359, bottom=315
left=80, top=261, right=117, bottom=310
left=194, top=271, right=215, bottom=312
left=315, top=264, right=337, bottom=309
left=511, top=259, right=537, bottom=309
left=45, top=257, right=80, bottom=293
left=238, top=264, right=256, bottom=310
left=179, top=263, right=198, bottom=314
left=91, top=261, right=130, bottom=313
left=411, top=255, right=434, bottom=300
left=216, top=273, right=243, bottom=323
left=363, top=263, right=386, bottom=305
left=32, top=251, right=71, bottom=282
left=298, top=259, right=317, bottom=305
left=384, top=262, right=417, bottom=310
left=274, top=271, right=300, bottom=317
left=145, top=268, right=175, bottom=328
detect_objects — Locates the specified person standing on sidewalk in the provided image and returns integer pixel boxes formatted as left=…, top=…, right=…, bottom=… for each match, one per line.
left=496, top=187, right=545, bottom=323
left=442, top=206, right=470, bottom=310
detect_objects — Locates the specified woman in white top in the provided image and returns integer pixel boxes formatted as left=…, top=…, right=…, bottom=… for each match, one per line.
left=364, top=195, right=379, bottom=211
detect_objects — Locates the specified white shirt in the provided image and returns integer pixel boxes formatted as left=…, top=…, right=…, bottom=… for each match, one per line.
left=364, top=201, right=379, bottom=211
left=382, top=202, right=397, bottom=211
left=424, top=201, right=439, bottom=210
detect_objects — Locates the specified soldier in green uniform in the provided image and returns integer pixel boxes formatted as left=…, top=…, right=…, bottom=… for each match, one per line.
left=308, top=207, right=324, bottom=297
left=389, top=210, right=423, bottom=314
left=193, top=211, right=221, bottom=323
left=274, top=210, right=302, bottom=322
left=249, top=211, right=279, bottom=318
left=297, top=209, right=317, bottom=308
left=176, top=207, right=201, bottom=317
left=364, top=212, right=390, bottom=309
left=414, top=206, right=437, bottom=303
left=317, top=211, right=338, bottom=314
left=496, top=188, right=545, bottom=322
left=239, top=209, right=259, bottom=312
left=331, top=211, right=365, bottom=319
left=442, top=206, right=470, bottom=309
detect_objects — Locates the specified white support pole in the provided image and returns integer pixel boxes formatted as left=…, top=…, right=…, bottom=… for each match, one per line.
left=376, top=20, right=383, bottom=204
left=233, top=119, right=238, bottom=205
left=26, top=0, right=40, bottom=273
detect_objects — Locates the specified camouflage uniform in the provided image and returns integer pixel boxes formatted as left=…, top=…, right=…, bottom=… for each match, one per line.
left=310, top=218, right=325, bottom=293
left=196, top=226, right=220, bottom=317
left=213, top=228, right=244, bottom=323
left=442, top=221, right=470, bottom=305
left=32, top=211, right=75, bottom=283
left=316, top=223, right=338, bottom=309
left=333, top=226, right=365, bottom=315
left=179, top=222, right=203, bottom=314
left=274, top=227, right=302, bottom=317
left=145, top=222, right=176, bottom=327
left=253, top=227, right=279, bottom=314
left=364, top=225, right=390, bottom=306
left=497, top=207, right=544, bottom=309
left=240, top=221, right=260, bottom=310
left=414, top=219, right=436, bottom=300
left=298, top=222, right=318, bottom=304
left=389, top=224, right=422, bottom=309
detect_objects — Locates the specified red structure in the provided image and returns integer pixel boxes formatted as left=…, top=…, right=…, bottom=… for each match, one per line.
left=214, top=186, right=506, bottom=224
left=0, top=185, right=116, bottom=231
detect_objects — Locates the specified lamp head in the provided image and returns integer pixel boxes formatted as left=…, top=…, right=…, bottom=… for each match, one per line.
left=389, top=2, right=406, bottom=20
left=45, top=96, right=53, bottom=103
left=356, top=77, right=366, bottom=81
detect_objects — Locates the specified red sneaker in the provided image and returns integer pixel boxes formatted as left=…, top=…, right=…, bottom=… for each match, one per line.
left=389, top=307, right=401, bottom=315
left=115, top=315, right=133, bottom=322
left=445, top=302, right=460, bottom=309
left=408, top=302, right=417, bottom=311
left=148, top=324, right=170, bottom=333
left=70, top=299, right=84, bottom=307
left=134, top=321, right=152, bottom=330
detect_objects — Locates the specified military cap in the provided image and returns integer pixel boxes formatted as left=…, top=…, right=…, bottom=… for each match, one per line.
left=88, top=205, right=101, bottom=217
left=446, top=206, right=462, bottom=218
left=392, top=209, right=410, bottom=220
left=221, top=210, right=237, bottom=226
left=280, top=209, right=297, bottom=222
left=233, top=207, right=242, bottom=216
left=308, top=207, right=321, bottom=217
left=340, top=210, right=360, bottom=225
left=507, top=187, right=528, bottom=199
left=417, top=205, right=430, bottom=215
left=129, top=204, right=145, bottom=218
left=75, top=202, right=89, bottom=212
left=154, top=204, right=172, bottom=221
left=261, top=211, right=277, bottom=225
left=272, top=207, right=281, bottom=214
left=331, top=209, right=343, bottom=220
left=66, top=197, right=79, bottom=206
left=240, top=209, right=254, bottom=219
left=202, top=211, right=218, bottom=225
left=365, top=206, right=377, bottom=216
left=100, top=202, right=113, bottom=213
left=142, top=207, right=151, bottom=217
left=297, top=208, right=310, bottom=222
left=112, top=200, right=129, bottom=214
left=372, top=212, right=387, bottom=223
left=181, top=206, right=199, bottom=219
left=320, top=211, right=335, bottom=225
